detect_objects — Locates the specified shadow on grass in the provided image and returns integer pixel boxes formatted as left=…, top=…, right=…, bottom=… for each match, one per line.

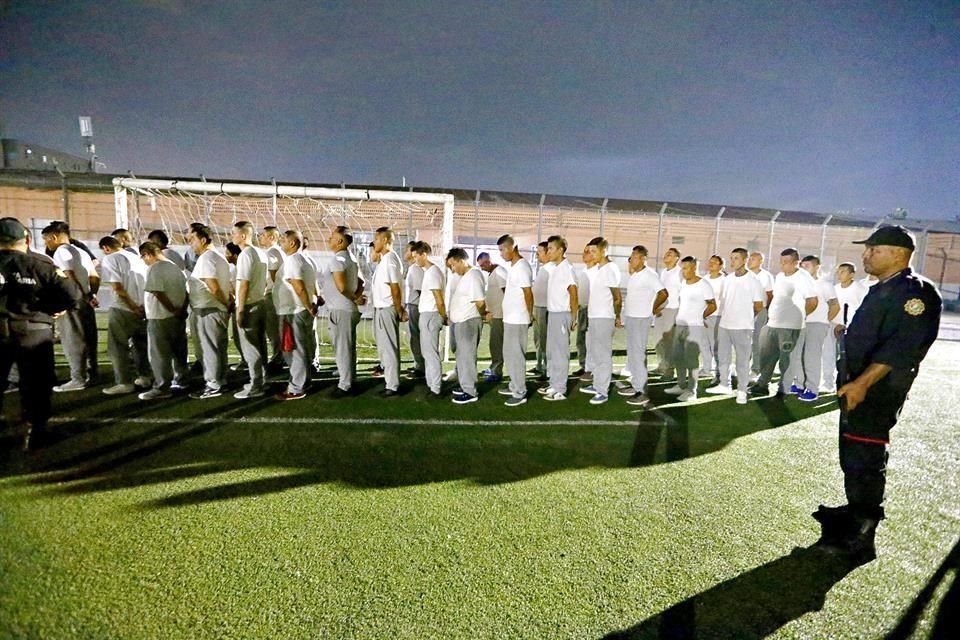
left=602, top=545, right=862, bottom=639
left=886, top=537, right=959, bottom=640
left=2, top=379, right=837, bottom=507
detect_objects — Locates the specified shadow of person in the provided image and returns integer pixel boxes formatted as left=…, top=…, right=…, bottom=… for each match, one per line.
left=602, top=545, right=863, bottom=639
left=886, top=537, right=959, bottom=640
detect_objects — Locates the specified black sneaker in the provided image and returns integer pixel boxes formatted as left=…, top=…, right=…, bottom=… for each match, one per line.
left=379, top=388, right=399, bottom=397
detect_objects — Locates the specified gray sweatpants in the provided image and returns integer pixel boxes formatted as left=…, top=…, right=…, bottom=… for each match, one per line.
left=705, top=315, right=720, bottom=375
left=587, top=317, right=615, bottom=395
left=57, top=305, right=90, bottom=384
left=789, top=321, right=830, bottom=392
left=624, top=316, right=651, bottom=394
left=576, top=307, right=589, bottom=369
left=547, top=311, right=572, bottom=394
left=286, top=309, right=316, bottom=394
left=673, top=324, right=709, bottom=391
left=533, top=306, right=548, bottom=373
left=822, top=330, right=837, bottom=391
left=107, top=307, right=149, bottom=385
left=237, top=302, right=268, bottom=392
left=652, top=307, right=678, bottom=374
left=188, top=307, right=203, bottom=364
left=374, top=307, right=400, bottom=391
left=751, top=308, right=769, bottom=375
left=419, top=311, right=443, bottom=394
left=263, top=296, right=282, bottom=363
left=195, top=307, right=228, bottom=390
left=717, top=327, right=753, bottom=392
left=756, top=326, right=800, bottom=393
left=503, top=322, right=528, bottom=398
left=147, top=316, right=188, bottom=390
left=328, top=308, right=360, bottom=391
left=455, top=316, right=482, bottom=397
left=406, top=303, right=424, bottom=373
left=487, top=317, right=504, bottom=376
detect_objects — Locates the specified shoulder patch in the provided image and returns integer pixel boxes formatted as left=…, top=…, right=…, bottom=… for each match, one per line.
left=904, top=298, right=925, bottom=316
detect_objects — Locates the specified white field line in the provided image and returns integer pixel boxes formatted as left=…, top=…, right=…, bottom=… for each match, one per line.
left=49, top=416, right=643, bottom=427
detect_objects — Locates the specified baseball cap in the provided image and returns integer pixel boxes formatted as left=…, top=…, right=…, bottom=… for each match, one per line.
left=0, top=217, right=29, bottom=242
left=853, top=225, right=916, bottom=251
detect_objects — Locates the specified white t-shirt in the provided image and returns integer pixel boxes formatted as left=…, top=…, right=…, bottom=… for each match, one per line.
left=546, top=259, right=577, bottom=313
left=705, top=273, right=725, bottom=318
left=144, top=259, right=187, bottom=320
left=405, top=263, right=424, bottom=306
left=264, top=245, right=285, bottom=294
left=502, top=258, right=534, bottom=325
left=768, top=269, right=818, bottom=330
left=860, top=276, right=879, bottom=289
left=323, top=250, right=359, bottom=312
left=189, top=249, right=232, bottom=311
left=449, top=268, right=485, bottom=323
left=624, top=267, right=665, bottom=319
left=418, top=263, right=444, bottom=314
left=577, top=267, right=591, bottom=309
left=445, top=270, right=461, bottom=313
left=676, top=278, right=715, bottom=326
left=660, top=265, right=682, bottom=310
left=587, top=261, right=621, bottom=319
left=162, top=248, right=187, bottom=271
left=751, top=268, right=775, bottom=308
left=99, top=250, right=147, bottom=310
left=532, top=261, right=555, bottom=307
left=282, top=252, right=318, bottom=313
left=52, top=243, right=91, bottom=295
left=718, top=272, right=764, bottom=331
left=806, top=277, right=836, bottom=324
left=834, top=281, right=868, bottom=326
left=372, top=250, right=404, bottom=309
left=236, top=245, right=269, bottom=305
left=484, top=265, right=508, bottom=318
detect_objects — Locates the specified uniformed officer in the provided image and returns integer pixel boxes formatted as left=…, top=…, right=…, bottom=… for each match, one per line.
left=0, top=217, right=81, bottom=448
left=814, top=225, right=941, bottom=561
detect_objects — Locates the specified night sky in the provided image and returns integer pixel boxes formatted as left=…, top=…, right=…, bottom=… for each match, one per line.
left=2, top=0, right=958, bottom=219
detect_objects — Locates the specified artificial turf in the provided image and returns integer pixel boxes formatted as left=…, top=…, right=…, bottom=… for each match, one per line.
left=0, top=333, right=957, bottom=638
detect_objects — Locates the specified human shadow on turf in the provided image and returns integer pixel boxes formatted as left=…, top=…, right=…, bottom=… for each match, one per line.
left=885, top=537, right=959, bottom=640
left=602, top=545, right=862, bottom=639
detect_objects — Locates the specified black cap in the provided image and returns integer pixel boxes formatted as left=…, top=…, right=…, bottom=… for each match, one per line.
left=0, top=217, right=28, bottom=242
left=853, top=225, right=916, bottom=251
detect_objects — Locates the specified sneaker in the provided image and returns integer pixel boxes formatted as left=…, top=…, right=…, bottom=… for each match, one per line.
left=579, top=384, right=598, bottom=395
left=543, top=390, right=566, bottom=401
left=677, top=390, right=696, bottom=402
left=229, top=362, right=246, bottom=372
left=589, top=393, right=608, bottom=405
left=452, top=392, right=478, bottom=404
left=103, top=383, right=136, bottom=395
left=442, top=370, right=458, bottom=381
left=579, top=371, right=593, bottom=382
left=170, top=382, right=187, bottom=393
left=484, top=374, right=502, bottom=383
left=53, top=379, right=87, bottom=393
left=275, top=391, right=306, bottom=401
left=748, top=384, right=769, bottom=397
left=138, top=388, right=172, bottom=400
left=190, top=387, right=222, bottom=399
left=820, top=386, right=837, bottom=394
left=234, top=387, right=266, bottom=399
left=371, top=365, right=384, bottom=378
left=664, top=385, right=684, bottom=395
left=570, top=368, right=585, bottom=377
left=790, top=384, right=803, bottom=395
left=706, top=384, right=734, bottom=395
left=626, top=392, right=650, bottom=406
left=537, top=386, right=554, bottom=395
left=497, top=388, right=515, bottom=396
left=504, top=395, right=527, bottom=407
left=617, top=386, right=638, bottom=397
left=134, top=376, right=153, bottom=388
left=798, top=389, right=818, bottom=402
left=736, top=391, right=748, bottom=405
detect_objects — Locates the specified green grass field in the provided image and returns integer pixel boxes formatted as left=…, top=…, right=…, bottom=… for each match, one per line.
left=1, top=323, right=957, bottom=639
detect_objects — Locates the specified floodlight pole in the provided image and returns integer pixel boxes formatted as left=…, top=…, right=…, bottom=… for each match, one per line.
left=474, top=190, right=481, bottom=258
left=916, top=224, right=933, bottom=273
left=271, top=178, right=278, bottom=226
left=819, top=214, right=834, bottom=261
left=537, top=194, right=546, bottom=243
left=767, top=211, right=781, bottom=260
left=599, top=198, right=608, bottom=237
left=713, top=206, right=726, bottom=255
left=656, top=202, right=668, bottom=263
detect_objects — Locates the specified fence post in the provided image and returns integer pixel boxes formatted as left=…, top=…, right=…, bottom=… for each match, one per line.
left=767, top=211, right=781, bottom=260
left=713, top=206, right=726, bottom=255
left=819, top=214, right=833, bottom=263
left=537, top=194, right=546, bottom=244
left=656, top=202, right=668, bottom=262
left=599, top=197, right=608, bottom=237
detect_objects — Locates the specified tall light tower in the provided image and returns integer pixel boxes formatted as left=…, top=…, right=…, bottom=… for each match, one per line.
left=78, top=115, right=97, bottom=172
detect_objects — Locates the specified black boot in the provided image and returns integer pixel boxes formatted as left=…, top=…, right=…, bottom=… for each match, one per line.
left=843, top=517, right=879, bottom=564
left=813, top=504, right=853, bottom=548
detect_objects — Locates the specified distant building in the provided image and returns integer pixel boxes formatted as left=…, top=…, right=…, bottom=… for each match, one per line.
left=1, top=139, right=90, bottom=173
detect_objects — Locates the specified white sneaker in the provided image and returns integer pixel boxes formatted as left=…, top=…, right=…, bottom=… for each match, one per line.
left=103, top=383, right=136, bottom=395
left=664, top=385, right=684, bottom=395
left=706, top=384, right=734, bottom=395
left=139, top=388, right=172, bottom=400
left=134, top=376, right=153, bottom=388
left=53, top=379, right=87, bottom=393
left=442, top=370, right=458, bottom=381
left=736, top=391, right=748, bottom=405
left=234, top=387, right=266, bottom=399
left=543, top=390, right=567, bottom=401
left=677, top=390, right=696, bottom=402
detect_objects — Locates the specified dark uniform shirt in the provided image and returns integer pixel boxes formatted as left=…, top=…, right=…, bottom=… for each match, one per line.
left=0, top=249, right=81, bottom=332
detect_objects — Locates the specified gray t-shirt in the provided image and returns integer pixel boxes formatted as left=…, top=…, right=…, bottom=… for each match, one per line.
left=323, top=250, right=359, bottom=312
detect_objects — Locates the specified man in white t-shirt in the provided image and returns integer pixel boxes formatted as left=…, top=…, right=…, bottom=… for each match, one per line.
left=138, top=241, right=189, bottom=399
left=98, top=235, right=150, bottom=394
left=259, top=226, right=287, bottom=368
left=704, top=254, right=726, bottom=381
left=748, top=251, right=776, bottom=377
left=749, top=248, right=819, bottom=398
left=371, top=227, right=407, bottom=396
left=618, top=245, right=667, bottom=406
left=323, top=226, right=364, bottom=396
left=665, top=256, right=717, bottom=401
left=446, top=247, right=486, bottom=404
left=579, top=237, right=621, bottom=405
left=540, top=235, right=578, bottom=401
left=275, top=230, right=318, bottom=400
left=478, top=251, right=508, bottom=382
left=574, top=245, right=592, bottom=379
left=404, top=241, right=426, bottom=377
left=414, top=242, right=446, bottom=397
left=232, top=221, right=270, bottom=399
left=824, top=262, right=868, bottom=395
left=531, top=241, right=553, bottom=380
left=496, top=234, right=534, bottom=406
left=652, top=247, right=682, bottom=379
left=42, top=221, right=96, bottom=391
left=187, top=226, right=232, bottom=399
left=706, top=248, right=764, bottom=404
left=146, top=229, right=187, bottom=271
left=790, top=255, right=840, bottom=401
